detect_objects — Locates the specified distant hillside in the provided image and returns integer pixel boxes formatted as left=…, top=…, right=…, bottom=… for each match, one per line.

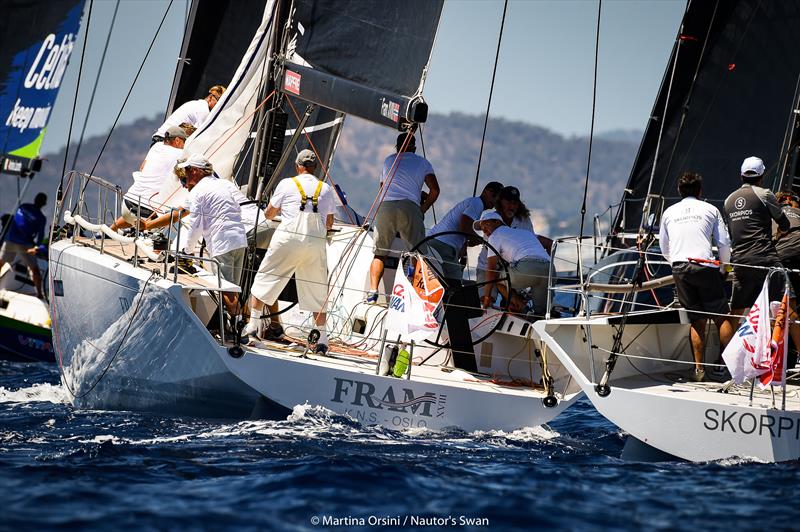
left=2, top=113, right=639, bottom=237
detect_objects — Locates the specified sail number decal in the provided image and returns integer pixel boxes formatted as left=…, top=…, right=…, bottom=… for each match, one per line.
left=380, top=98, right=400, bottom=123
left=284, top=70, right=301, bottom=95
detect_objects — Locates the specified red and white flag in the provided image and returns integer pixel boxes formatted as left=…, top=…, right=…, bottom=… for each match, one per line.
left=759, top=290, right=790, bottom=388
left=722, top=277, right=772, bottom=383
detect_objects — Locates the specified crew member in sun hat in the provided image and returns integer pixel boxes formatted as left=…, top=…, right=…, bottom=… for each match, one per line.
left=723, top=155, right=790, bottom=317
left=151, top=85, right=226, bottom=145
left=475, top=210, right=551, bottom=315
left=243, top=149, right=336, bottom=354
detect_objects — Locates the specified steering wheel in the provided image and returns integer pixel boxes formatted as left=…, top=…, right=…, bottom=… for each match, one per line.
left=410, top=230, right=512, bottom=348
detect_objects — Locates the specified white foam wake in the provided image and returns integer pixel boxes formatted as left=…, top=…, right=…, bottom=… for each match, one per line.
left=0, top=383, right=69, bottom=404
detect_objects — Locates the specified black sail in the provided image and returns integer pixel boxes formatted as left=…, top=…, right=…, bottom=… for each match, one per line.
left=614, top=0, right=800, bottom=238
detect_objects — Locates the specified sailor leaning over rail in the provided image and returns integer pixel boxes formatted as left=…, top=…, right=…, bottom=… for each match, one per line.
left=151, top=85, right=225, bottom=146
left=176, top=154, right=247, bottom=320
left=242, top=149, right=336, bottom=353
left=658, top=171, right=734, bottom=382
left=475, top=210, right=551, bottom=315
left=723, top=156, right=790, bottom=318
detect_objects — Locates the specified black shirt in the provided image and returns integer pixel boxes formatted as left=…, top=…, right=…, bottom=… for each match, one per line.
left=723, top=184, right=790, bottom=265
left=775, top=205, right=800, bottom=262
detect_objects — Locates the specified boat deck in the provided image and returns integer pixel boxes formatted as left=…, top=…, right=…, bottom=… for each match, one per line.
left=243, top=336, right=553, bottom=398
left=70, top=236, right=237, bottom=291
left=612, top=372, right=800, bottom=411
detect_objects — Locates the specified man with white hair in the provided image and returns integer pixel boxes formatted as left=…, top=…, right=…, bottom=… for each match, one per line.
left=723, top=156, right=790, bottom=317
left=176, top=154, right=247, bottom=317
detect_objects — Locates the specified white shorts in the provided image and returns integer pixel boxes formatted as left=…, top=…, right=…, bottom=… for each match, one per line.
left=250, top=228, right=329, bottom=312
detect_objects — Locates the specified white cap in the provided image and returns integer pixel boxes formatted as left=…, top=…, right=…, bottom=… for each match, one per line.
left=741, top=156, right=765, bottom=177
left=472, top=210, right=505, bottom=233
left=176, top=153, right=213, bottom=171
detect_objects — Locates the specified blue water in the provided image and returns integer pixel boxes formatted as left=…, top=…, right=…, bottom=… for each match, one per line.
left=1, top=360, right=798, bottom=530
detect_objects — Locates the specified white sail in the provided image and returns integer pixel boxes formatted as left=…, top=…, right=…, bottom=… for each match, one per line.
left=183, top=0, right=277, bottom=181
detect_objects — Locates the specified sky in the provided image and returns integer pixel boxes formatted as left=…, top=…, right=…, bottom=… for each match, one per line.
left=41, top=0, right=686, bottom=156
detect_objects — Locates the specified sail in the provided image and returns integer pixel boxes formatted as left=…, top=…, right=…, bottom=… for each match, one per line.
left=614, top=0, right=800, bottom=237
left=282, top=0, right=444, bottom=127
left=0, top=0, right=85, bottom=176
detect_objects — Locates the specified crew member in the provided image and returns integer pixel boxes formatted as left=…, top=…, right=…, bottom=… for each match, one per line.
left=0, top=193, right=47, bottom=299
left=243, top=149, right=336, bottom=353
left=427, top=181, right=503, bottom=280
left=152, top=85, right=225, bottom=144
left=774, top=192, right=800, bottom=356
left=659, top=172, right=734, bottom=382
left=723, top=156, right=790, bottom=318
left=476, top=211, right=551, bottom=315
left=366, top=132, right=440, bottom=303
left=111, top=125, right=188, bottom=231
left=177, top=155, right=247, bottom=318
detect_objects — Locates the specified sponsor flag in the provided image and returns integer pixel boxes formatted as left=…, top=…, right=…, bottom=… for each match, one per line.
left=723, top=277, right=772, bottom=383
left=759, top=289, right=790, bottom=388
left=386, top=254, right=444, bottom=336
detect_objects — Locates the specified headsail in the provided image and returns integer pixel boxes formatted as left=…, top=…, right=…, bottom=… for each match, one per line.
left=0, top=0, right=85, bottom=176
left=614, top=0, right=800, bottom=238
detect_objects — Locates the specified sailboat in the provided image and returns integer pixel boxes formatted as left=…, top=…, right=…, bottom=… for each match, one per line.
left=0, top=0, right=85, bottom=362
left=536, top=0, right=800, bottom=462
left=49, top=0, right=582, bottom=427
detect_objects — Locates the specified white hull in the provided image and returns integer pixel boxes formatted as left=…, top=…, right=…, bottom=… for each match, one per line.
left=49, top=240, right=261, bottom=418
left=221, top=345, right=577, bottom=432
left=536, top=313, right=800, bottom=462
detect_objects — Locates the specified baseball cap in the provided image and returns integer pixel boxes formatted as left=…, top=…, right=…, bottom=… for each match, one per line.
left=176, top=153, right=213, bottom=171
left=295, top=149, right=317, bottom=167
left=472, top=210, right=505, bottom=233
left=741, top=156, right=765, bottom=177
left=499, top=185, right=521, bottom=201
left=164, top=125, right=188, bottom=140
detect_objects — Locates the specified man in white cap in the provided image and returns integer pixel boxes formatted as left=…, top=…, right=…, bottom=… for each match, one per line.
left=176, top=154, right=247, bottom=318
left=111, top=124, right=189, bottom=231
left=242, top=149, right=336, bottom=354
left=660, top=172, right=733, bottom=382
left=152, top=85, right=226, bottom=145
left=476, top=210, right=551, bottom=315
left=723, top=156, right=790, bottom=317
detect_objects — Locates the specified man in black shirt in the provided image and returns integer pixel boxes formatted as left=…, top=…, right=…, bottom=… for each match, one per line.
left=723, top=156, right=790, bottom=318
left=774, top=192, right=800, bottom=354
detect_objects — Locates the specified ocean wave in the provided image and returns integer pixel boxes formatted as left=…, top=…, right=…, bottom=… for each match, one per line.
left=0, top=383, right=68, bottom=404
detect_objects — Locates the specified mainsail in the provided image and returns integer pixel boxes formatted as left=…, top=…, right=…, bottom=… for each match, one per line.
left=614, top=0, right=800, bottom=238
left=0, top=0, right=85, bottom=176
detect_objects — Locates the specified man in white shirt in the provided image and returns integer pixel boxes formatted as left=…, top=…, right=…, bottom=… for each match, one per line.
left=243, top=149, right=336, bottom=354
left=427, top=181, right=503, bottom=280
left=111, top=125, right=188, bottom=231
left=367, top=132, right=440, bottom=303
left=477, top=211, right=551, bottom=315
left=177, top=154, right=247, bottom=317
left=152, top=85, right=225, bottom=144
left=659, top=171, right=734, bottom=382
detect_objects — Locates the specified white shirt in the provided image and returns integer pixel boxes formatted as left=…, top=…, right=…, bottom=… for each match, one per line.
left=379, top=152, right=434, bottom=204
left=428, top=196, right=484, bottom=250
left=659, top=196, right=730, bottom=269
left=478, top=215, right=535, bottom=270
left=125, top=143, right=183, bottom=205
left=154, top=99, right=210, bottom=137
left=270, top=174, right=336, bottom=222
left=487, top=225, right=549, bottom=263
left=216, top=179, right=268, bottom=231
left=183, top=176, right=247, bottom=258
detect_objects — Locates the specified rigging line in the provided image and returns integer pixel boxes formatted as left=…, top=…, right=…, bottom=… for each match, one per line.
left=418, top=125, right=436, bottom=225
left=58, top=0, right=93, bottom=201
left=71, top=0, right=121, bottom=171
left=578, top=0, right=602, bottom=240
left=472, top=0, right=508, bottom=197
left=86, top=0, right=175, bottom=181
left=655, top=0, right=719, bottom=203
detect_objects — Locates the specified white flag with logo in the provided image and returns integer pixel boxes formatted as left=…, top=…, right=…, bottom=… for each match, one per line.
left=722, top=277, right=772, bottom=383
